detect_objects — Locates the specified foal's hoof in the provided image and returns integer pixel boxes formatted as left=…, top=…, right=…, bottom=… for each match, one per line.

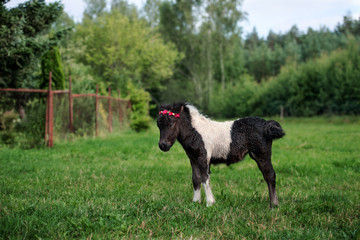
left=206, top=201, right=215, bottom=207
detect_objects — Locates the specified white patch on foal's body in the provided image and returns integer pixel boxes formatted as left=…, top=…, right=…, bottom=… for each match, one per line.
left=187, top=105, right=233, bottom=162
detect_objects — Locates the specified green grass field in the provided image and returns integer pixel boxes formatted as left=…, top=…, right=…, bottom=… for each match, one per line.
left=1, top=118, right=360, bottom=239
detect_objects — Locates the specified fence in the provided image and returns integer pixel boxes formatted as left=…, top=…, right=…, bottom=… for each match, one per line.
left=0, top=72, right=131, bottom=147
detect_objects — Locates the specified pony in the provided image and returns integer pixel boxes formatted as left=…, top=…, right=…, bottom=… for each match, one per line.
left=157, top=102, right=285, bottom=208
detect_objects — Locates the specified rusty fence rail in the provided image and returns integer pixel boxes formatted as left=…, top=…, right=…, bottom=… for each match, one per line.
left=0, top=72, right=131, bottom=147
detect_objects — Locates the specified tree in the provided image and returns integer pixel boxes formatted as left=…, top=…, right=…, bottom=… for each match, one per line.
left=336, top=14, right=360, bottom=37
left=0, top=0, right=63, bottom=89
left=111, top=0, right=138, bottom=19
left=0, top=0, right=63, bottom=118
left=76, top=9, right=181, bottom=94
left=41, top=46, right=65, bottom=90
left=144, top=0, right=162, bottom=28
left=158, top=0, right=246, bottom=110
left=205, top=0, right=246, bottom=91
left=159, top=0, right=209, bottom=107
left=83, top=0, right=106, bottom=20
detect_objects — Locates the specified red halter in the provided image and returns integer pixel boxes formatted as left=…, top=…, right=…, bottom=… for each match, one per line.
left=159, top=109, right=180, bottom=118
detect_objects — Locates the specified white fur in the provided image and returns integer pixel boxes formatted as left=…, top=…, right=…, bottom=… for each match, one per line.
left=193, top=189, right=201, bottom=202
left=187, top=105, right=233, bottom=162
left=202, top=178, right=215, bottom=207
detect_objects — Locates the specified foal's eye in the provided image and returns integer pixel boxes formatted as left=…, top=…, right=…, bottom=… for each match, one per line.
left=169, top=122, right=174, bottom=127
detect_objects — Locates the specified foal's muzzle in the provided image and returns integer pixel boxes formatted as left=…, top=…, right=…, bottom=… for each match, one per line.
left=159, top=141, right=171, bottom=152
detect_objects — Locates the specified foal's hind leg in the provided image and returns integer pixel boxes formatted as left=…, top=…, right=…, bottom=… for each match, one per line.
left=250, top=149, right=279, bottom=208
left=202, top=175, right=215, bottom=207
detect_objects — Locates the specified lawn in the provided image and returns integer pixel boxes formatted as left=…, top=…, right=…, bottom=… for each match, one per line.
left=0, top=118, right=359, bottom=239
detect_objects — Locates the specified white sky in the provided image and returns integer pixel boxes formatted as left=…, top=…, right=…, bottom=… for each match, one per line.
left=5, top=0, right=360, bottom=38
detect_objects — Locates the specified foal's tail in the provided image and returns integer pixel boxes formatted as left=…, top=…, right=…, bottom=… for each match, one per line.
left=266, top=120, right=285, bottom=140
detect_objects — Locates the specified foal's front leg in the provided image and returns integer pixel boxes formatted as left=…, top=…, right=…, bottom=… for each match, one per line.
left=191, top=164, right=202, bottom=203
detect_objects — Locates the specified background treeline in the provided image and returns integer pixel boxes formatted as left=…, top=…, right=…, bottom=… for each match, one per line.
left=1, top=0, right=360, bottom=121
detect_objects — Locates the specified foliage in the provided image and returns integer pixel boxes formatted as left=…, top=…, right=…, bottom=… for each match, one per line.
left=3, top=0, right=359, bottom=126
left=209, top=74, right=258, bottom=118
left=0, top=119, right=359, bottom=238
left=72, top=97, right=96, bottom=136
left=256, top=36, right=360, bottom=117
left=75, top=9, right=181, bottom=93
left=127, top=83, right=152, bottom=132
left=0, top=0, right=63, bottom=89
left=15, top=100, right=46, bottom=148
left=157, top=0, right=246, bottom=109
left=0, top=110, right=19, bottom=145
left=209, top=35, right=360, bottom=118
left=41, top=46, right=65, bottom=90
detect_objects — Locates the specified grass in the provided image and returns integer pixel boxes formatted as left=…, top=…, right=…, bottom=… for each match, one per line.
left=1, top=118, right=360, bottom=239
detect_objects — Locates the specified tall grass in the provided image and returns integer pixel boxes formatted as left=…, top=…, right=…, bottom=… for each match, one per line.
left=0, top=118, right=359, bottom=239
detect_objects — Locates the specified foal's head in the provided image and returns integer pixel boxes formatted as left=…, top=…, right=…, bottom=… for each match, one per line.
left=157, top=103, right=184, bottom=152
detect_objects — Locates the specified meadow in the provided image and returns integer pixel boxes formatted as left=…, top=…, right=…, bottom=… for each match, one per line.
left=0, top=118, right=359, bottom=239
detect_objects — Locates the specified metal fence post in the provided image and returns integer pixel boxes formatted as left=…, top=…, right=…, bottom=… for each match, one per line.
left=47, top=72, right=54, bottom=147
left=108, top=88, right=112, bottom=133
left=45, top=91, right=49, bottom=144
left=117, top=90, right=122, bottom=122
left=69, top=77, right=74, bottom=133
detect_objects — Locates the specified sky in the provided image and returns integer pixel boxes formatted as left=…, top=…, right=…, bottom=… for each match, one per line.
left=5, top=0, right=360, bottom=38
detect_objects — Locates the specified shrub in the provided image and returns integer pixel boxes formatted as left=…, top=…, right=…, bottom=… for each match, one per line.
left=127, top=83, right=152, bottom=132
left=0, top=110, right=19, bottom=145
left=249, top=35, right=360, bottom=117
left=41, top=46, right=65, bottom=90
left=16, top=100, right=46, bottom=148
left=210, top=75, right=259, bottom=118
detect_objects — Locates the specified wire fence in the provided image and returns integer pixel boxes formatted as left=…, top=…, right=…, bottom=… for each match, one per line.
left=0, top=73, right=131, bottom=147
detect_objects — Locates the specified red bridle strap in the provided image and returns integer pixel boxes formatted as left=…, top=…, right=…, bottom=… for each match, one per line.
left=159, top=109, right=180, bottom=118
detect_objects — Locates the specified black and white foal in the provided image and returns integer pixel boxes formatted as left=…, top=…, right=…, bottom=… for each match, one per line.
left=157, top=102, right=285, bottom=208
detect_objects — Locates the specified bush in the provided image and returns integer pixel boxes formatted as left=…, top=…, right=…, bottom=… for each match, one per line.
left=41, top=46, right=65, bottom=90
left=209, top=36, right=360, bottom=118
left=0, top=110, right=19, bottom=145
left=248, top=35, right=360, bottom=117
left=16, top=100, right=47, bottom=148
left=209, top=75, right=259, bottom=118
left=127, top=83, right=152, bottom=132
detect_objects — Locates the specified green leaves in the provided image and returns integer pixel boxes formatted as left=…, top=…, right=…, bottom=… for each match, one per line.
left=41, top=46, right=65, bottom=90
left=76, top=10, right=181, bottom=92
left=0, top=0, right=63, bottom=89
left=127, top=82, right=152, bottom=132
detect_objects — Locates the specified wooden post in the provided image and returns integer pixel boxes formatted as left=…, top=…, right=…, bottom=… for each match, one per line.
left=95, top=85, right=99, bottom=137
left=108, top=88, right=112, bottom=133
left=280, top=105, right=284, bottom=122
left=69, top=77, right=74, bottom=133
left=47, top=72, right=54, bottom=147
left=128, top=99, right=131, bottom=112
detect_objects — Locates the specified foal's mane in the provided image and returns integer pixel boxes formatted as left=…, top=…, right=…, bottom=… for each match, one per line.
left=159, top=102, right=213, bottom=124
left=185, top=104, right=210, bottom=121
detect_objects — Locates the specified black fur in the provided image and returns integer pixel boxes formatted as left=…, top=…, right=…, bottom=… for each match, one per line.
left=157, top=102, right=285, bottom=208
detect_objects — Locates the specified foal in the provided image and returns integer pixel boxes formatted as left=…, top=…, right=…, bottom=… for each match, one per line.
left=157, top=102, right=285, bottom=208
